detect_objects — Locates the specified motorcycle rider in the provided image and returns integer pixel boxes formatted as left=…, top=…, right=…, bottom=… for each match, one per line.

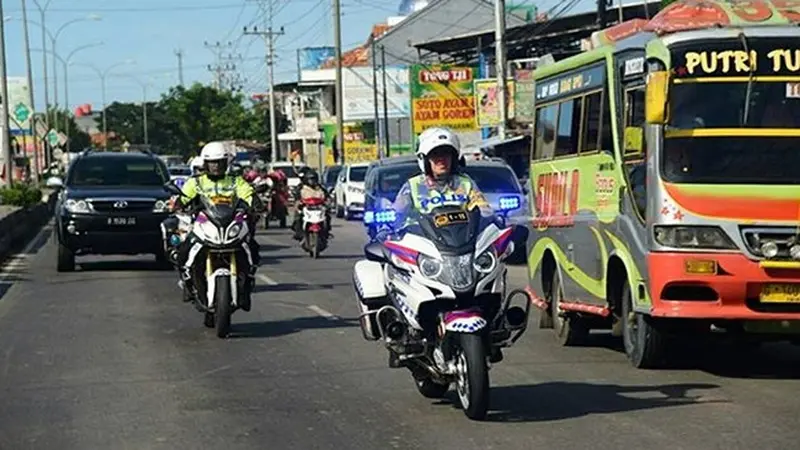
left=390, top=126, right=494, bottom=229
left=174, top=142, right=260, bottom=311
left=292, top=169, right=332, bottom=241
left=190, top=156, right=205, bottom=177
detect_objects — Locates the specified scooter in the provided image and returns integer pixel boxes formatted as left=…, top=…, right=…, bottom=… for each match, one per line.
left=301, top=197, right=329, bottom=258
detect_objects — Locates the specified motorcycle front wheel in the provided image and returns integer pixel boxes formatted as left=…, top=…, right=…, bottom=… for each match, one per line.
left=214, top=276, right=233, bottom=338
left=308, top=232, right=319, bottom=259
left=455, top=333, right=490, bottom=420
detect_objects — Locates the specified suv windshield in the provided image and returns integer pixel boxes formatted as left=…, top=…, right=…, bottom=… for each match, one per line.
left=169, top=166, right=191, bottom=176
left=377, top=164, right=420, bottom=198
left=349, top=166, right=368, bottom=182
left=68, top=157, right=167, bottom=187
left=464, top=166, right=521, bottom=194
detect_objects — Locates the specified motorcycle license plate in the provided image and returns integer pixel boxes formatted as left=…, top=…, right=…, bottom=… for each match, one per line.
left=108, top=217, right=136, bottom=226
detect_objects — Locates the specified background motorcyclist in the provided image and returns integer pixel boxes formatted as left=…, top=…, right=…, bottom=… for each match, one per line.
left=292, top=169, right=331, bottom=241
left=174, top=142, right=260, bottom=311
left=190, top=156, right=205, bottom=177
left=389, top=127, right=494, bottom=232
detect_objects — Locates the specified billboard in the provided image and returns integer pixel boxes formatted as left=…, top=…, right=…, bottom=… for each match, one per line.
left=410, top=64, right=478, bottom=134
left=474, top=79, right=515, bottom=127
left=5, top=77, right=33, bottom=134
left=343, top=66, right=410, bottom=121
left=513, top=69, right=535, bottom=123
left=298, top=47, right=335, bottom=70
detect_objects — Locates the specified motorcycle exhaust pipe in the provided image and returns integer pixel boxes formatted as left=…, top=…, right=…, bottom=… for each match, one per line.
left=505, top=306, right=527, bottom=329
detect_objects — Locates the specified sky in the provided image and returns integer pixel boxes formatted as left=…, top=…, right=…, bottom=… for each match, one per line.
left=2, top=0, right=399, bottom=113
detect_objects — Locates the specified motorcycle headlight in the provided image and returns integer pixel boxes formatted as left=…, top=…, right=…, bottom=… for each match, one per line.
left=64, top=199, right=92, bottom=214
left=418, top=254, right=443, bottom=278
left=152, top=200, right=169, bottom=213
left=473, top=251, right=497, bottom=274
left=227, top=222, right=243, bottom=240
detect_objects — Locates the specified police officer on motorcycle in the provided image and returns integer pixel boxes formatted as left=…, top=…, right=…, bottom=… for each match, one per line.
left=174, top=142, right=261, bottom=311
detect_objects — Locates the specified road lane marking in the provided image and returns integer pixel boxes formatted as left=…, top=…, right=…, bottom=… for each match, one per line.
left=308, top=305, right=338, bottom=321
left=258, top=273, right=278, bottom=285
left=0, top=224, right=51, bottom=281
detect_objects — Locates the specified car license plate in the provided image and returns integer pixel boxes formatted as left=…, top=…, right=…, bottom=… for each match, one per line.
left=108, top=217, right=136, bottom=226
left=760, top=283, right=800, bottom=303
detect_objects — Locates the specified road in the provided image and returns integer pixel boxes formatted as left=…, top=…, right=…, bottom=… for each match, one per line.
left=1, top=218, right=799, bottom=450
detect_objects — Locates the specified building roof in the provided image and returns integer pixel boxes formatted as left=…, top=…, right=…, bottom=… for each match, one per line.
left=374, top=0, right=531, bottom=66
left=320, top=24, right=393, bottom=69
left=413, top=2, right=661, bottom=64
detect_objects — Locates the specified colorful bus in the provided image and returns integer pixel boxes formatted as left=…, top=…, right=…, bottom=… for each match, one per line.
left=525, top=0, right=800, bottom=368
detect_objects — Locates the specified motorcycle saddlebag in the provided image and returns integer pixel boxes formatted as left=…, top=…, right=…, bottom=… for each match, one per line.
left=353, top=260, right=388, bottom=340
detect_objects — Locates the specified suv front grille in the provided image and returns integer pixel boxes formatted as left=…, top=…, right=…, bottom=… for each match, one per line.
left=740, top=226, right=800, bottom=259
left=88, top=199, right=155, bottom=213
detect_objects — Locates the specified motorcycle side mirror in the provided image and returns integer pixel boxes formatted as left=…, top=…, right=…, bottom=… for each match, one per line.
left=364, top=242, right=387, bottom=263
left=163, top=180, right=184, bottom=196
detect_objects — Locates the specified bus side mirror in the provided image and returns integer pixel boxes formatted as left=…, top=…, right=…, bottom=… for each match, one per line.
left=645, top=71, right=669, bottom=125
left=623, top=127, right=644, bottom=156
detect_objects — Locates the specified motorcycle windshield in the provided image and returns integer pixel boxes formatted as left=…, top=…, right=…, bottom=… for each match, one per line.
left=405, top=205, right=484, bottom=254
left=199, top=195, right=241, bottom=228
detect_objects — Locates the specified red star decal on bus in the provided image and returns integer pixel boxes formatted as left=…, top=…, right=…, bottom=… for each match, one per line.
left=673, top=210, right=684, bottom=221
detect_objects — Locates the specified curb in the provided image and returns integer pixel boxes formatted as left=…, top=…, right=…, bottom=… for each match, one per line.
left=0, top=195, right=56, bottom=264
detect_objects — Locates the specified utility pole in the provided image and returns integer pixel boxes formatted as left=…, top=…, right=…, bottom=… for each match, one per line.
left=494, top=0, right=508, bottom=140
left=0, top=0, right=13, bottom=186
left=204, top=41, right=233, bottom=89
left=371, top=38, right=380, bottom=158
left=175, top=49, right=185, bottom=86
left=244, top=0, right=283, bottom=163
left=333, top=0, right=344, bottom=164
left=21, top=0, right=40, bottom=179
left=380, top=46, right=390, bottom=155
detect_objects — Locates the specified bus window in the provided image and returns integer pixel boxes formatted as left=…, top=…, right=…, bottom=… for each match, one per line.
left=600, top=90, right=614, bottom=152
left=624, top=86, right=647, bottom=219
left=581, top=92, right=602, bottom=152
left=555, top=98, right=581, bottom=157
left=534, top=103, right=557, bottom=159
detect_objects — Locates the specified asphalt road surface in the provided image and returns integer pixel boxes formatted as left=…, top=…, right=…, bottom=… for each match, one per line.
left=1, top=218, right=799, bottom=450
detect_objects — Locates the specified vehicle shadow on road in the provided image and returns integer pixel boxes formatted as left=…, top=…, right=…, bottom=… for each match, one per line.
left=577, top=333, right=800, bottom=380
left=229, top=316, right=359, bottom=339
left=477, top=381, right=722, bottom=423
left=253, top=282, right=350, bottom=293
left=77, top=261, right=173, bottom=272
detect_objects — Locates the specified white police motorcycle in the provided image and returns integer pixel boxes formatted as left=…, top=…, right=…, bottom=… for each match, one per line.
left=352, top=199, right=530, bottom=420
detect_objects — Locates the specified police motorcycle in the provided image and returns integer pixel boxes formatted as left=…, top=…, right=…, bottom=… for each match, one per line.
left=352, top=202, right=531, bottom=420
left=164, top=181, right=255, bottom=338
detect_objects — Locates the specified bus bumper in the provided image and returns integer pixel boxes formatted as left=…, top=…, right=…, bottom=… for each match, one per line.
left=647, top=252, right=800, bottom=321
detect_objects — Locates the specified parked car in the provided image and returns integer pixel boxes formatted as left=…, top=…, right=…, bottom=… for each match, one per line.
left=47, top=149, right=173, bottom=272
left=334, top=162, right=370, bottom=220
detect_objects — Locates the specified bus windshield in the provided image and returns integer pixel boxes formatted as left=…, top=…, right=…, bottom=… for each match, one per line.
left=662, top=37, right=800, bottom=184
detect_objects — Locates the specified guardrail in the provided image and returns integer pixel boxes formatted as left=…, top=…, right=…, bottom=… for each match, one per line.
left=0, top=192, right=56, bottom=264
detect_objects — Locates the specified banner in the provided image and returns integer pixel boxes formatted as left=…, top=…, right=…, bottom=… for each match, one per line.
left=298, top=47, right=335, bottom=70
left=343, top=66, right=410, bottom=121
left=5, top=77, right=33, bottom=134
left=514, top=70, right=536, bottom=123
left=474, top=79, right=515, bottom=127
left=410, top=64, right=478, bottom=134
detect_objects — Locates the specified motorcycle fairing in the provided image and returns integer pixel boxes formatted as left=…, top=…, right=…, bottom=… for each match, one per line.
left=442, top=308, right=488, bottom=333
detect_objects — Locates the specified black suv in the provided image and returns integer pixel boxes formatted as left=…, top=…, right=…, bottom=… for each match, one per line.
left=48, top=150, right=173, bottom=272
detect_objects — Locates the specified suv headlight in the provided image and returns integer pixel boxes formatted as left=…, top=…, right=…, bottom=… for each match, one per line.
left=64, top=199, right=92, bottom=214
left=152, top=200, right=169, bottom=213
left=654, top=225, right=736, bottom=250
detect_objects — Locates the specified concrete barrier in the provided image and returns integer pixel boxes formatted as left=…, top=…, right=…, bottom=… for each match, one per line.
left=0, top=193, right=56, bottom=263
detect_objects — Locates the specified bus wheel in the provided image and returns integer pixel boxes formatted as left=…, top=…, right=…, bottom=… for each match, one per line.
left=621, top=281, right=667, bottom=368
left=551, top=270, right=588, bottom=346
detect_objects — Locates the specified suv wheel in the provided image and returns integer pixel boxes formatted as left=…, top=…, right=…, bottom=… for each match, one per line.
left=57, top=242, right=75, bottom=272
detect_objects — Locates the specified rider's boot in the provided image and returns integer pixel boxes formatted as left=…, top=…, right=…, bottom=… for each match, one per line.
left=180, top=268, right=198, bottom=303
left=240, top=267, right=256, bottom=312
left=489, top=347, right=504, bottom=363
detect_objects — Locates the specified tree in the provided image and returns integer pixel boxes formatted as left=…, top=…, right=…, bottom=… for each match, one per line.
left=49, top=107, right=92, bottom=152
left=101, top=82, right=285, bottom=160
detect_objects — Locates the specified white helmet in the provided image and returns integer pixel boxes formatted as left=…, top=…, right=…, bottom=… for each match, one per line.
left=190, top=156, right=204, bottom=170
left=200, top=142, right=228, bottom=162
left=416, top=127, right=461, bottom=174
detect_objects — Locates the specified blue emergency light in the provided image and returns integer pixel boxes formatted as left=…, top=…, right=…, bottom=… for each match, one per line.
left=364, top=209, right=396, bottom=225
left=498, top=196, right=520, bottom=211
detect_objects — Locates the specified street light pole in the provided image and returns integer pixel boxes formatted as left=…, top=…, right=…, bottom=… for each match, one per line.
left=32, top=0, right=52, bottom=140
left=83, top=61, right=134, bottom=150
left=0, top=0, right=13, bottom=186
left=20, top=0, right=40, bottom=180
left=49, top=15, right=101, bottom=127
